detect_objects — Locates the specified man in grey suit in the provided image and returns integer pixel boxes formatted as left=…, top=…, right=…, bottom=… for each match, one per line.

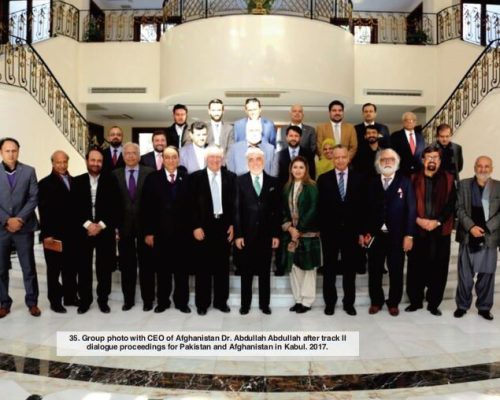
left=227, top=120, right=277, bottom=177
left=207, top=99, right=234, bottom=156
left=0, top=138, right=40, bottom=318
left=279, top=104, right=316, bottom=154
left=433, top=123, right=463, bottom=183
left=180, top=121, right=208, bottom=174
left=113, top=143, right=154, bottom=311
left=455, top=156, right=500, bottom=320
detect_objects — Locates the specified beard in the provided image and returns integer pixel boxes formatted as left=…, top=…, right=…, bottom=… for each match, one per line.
left=110, top=139, right=122, bottom=148
left=427, top=163, right=437, bottom=171
left=476, top=172, right=491, bottom=181
left=366, top=137, right=378, bottom=144
left=381, top=165, right=397, bottom=176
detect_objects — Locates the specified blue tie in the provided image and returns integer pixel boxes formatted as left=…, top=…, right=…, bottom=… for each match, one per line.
left=338, top=171, right=345, bottom=201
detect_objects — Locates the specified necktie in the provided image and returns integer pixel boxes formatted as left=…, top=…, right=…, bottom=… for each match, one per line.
left=383, top=177, right=391, bottom=190
left=338, top=171, right=345, bottom=200
left=169, top=173, right=175, bottom=183
left=334, top=124, right=341, bottom=144
left=112, top=149, right=118, bottom=166
left=62, top=174, right=70, bottom=190
left=291, top=149, right=297, bottom=159
left=409, top=132, right=416, bottom=155
left=211, top=173, right=222, bottom=215
left=253, top=175, right=261, bottom=196
left=128, top=170, right=137, bottom=201
left=156, top=153, right=163, bottom=170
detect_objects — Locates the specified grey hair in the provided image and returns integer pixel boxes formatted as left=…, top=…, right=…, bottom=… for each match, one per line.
left=375, top=148, right=400, bottom=174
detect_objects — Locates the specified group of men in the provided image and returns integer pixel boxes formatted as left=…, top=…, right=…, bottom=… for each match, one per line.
left=0, top=97, right=498, bottom=321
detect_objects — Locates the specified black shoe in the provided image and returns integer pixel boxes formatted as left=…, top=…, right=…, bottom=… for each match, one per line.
left=122, top=303, right=134, bottom=311
left=143, top=303, right=153, bottom=312
left=260, top=306, right=271, bottom=315
left=478, top=310, right=494, bottom=320
left=454, top=308, right=466, bottom=318
left=296, top=305, right=311, bottom=314
left=239, top=307, right=249, bottom=315
left=324, top=305, right=335, bottom=315
left=289, top=303, right=301, bottom=312
left=64, top=299, right=80, bottom=307
left=405, top=304, right=423, bottom=312
left=343, top=306, right=357, bottom=316
left=50, top=304, right=67, bottom=313
left=197, top=308, right=207, bottom=316
left=215, top=305, right=231, bottom=313
left=154, top=305, right=168, bottom=313
left=98, top=303, right=110, bottom=313
left=176, top=306, right=191, bottom=314
left=77, top=305, right=89, bottom=314
left=428, top=307, right=442, bottom=316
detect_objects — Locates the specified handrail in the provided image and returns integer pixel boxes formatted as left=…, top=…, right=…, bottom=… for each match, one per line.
left=422, top=39, right=500, bottom=142
left=0, top=35, right=89, bottom=157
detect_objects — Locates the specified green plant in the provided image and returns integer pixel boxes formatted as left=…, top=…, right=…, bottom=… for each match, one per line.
left=407, top=29, right=429, bottom=45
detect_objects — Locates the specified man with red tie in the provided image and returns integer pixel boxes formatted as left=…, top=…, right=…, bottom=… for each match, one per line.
left=390, top=112, right=425, bottom=176
left=140, top=131, right=168, bottom=171
left=102, top=126, right=125, bottom=173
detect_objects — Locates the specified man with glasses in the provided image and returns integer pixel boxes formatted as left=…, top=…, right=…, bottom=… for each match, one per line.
left=406, top=146, right=456, bottom=316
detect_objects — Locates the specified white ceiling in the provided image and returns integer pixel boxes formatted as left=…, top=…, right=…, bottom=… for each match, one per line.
left=93, top=0, right=164, bottom=10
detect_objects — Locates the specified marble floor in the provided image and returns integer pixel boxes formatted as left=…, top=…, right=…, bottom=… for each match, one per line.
left=1, top=242, right=500, bottom=399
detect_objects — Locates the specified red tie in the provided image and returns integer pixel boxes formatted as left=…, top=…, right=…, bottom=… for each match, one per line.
left=112, top=149, right=118, bottom=165
left=409, top=132, right=416, bottom=155
left=169, top=173, right=175, bottom=183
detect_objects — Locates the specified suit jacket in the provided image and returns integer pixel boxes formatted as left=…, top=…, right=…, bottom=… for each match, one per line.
left=112, top=166, right=154, bottom=238
left=38, top=172, right=73, bottom=240
left=365, top=172, right=416, bottom=243
left=166, top=123, right=190, bottom=149
left=233, top=118, right=277, bottom=147
left=234, top=172, right=281, bottom=245
left=354, top=122, right=391, bottom=148
left=207, top=121, right=234, bottom=154
left=142, top=168, right=189, bottom=239
left=279, top=124, right=317, bottom=154
left=276, top=146, right=316, bottom=189
left=102, top=147, right=125, bottom=173
left=456, top=177, right=500, bottom=248
left=190, top=168, right=236, bottom=230
left=180, top=144, right=206, bottom=174
left=71, top=172, right=120, bottom=238
left=391, top=129, right=426, bottom=176
left=140, top=151, right=160, bottom=170
left=433, top=141, right=463, bottom=181
left=316, top=121, right=358, bottom=159
left=226, top=141, right=277, bottom=177
left=0, top=162, right=38, bottom=234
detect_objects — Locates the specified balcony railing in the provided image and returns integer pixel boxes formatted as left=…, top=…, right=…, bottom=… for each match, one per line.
left=423, top=38, right=500, bottom=142
left=0, top=35, right=89, bottom=157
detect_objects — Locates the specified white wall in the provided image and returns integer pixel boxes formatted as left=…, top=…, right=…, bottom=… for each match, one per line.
left=0, top=86, right=87, bottom=178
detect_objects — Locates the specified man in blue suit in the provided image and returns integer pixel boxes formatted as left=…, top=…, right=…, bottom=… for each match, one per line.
left=0, top=138, right=40, bottom=318
left=233, top=98, right=276, bottom=147
left=362, top=148, right=416, bottom=316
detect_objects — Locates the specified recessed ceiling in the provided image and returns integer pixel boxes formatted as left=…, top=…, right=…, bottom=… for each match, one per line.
left=93, top=0, right=164, bottom=10
left=352, top=0, right=422, bottom=12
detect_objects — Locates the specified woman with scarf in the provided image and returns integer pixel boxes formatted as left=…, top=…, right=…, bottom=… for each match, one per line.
left=281, top=156, right=322, bottom=313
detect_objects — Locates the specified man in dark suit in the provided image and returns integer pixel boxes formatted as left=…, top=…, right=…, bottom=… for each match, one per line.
left=391, top=112, right=426, bottom=176
left=0, top=138, right=40, bottom=318
left=354, top=103, right=391, bottom=149
left=206, top=99, right=234, bottom=157
left=433, top=123, right=463, bottom=183
left=351, top=125, right=386, bottom=178
left=234, top=147, right=281, bottom=315
left=38, top=150, right=78, bottom=313
left=166, top=104, right=189, bottom=149
left=233, top=98, right=277, bottom=147
left=142, top=146, right=191, bottom=313
left=276, top=125, right=316, bottom=189
left=102, top=126, right=125, bottom=173
left=140, top=131, right=168, bottom=171
left=362, top=148, right=416, bottom=316
left=318, top=145, right=365, bottom=316
left=112, top=143, right=154, bottom=311
left=279, top=104, right=317, bottom=154
left=72, top=147, right=120, bottom=314
left=190, top=146, right=236, bottom=315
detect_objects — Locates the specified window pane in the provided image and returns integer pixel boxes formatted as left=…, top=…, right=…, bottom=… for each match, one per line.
left=355, top=25, right=372, bottom=44
left=463, top=3, right=482, bottom=44
left=140, top=23, right=158, bottom=42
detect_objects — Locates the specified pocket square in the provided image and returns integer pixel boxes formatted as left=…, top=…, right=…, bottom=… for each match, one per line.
left=269, top=187, right=275, bottom=192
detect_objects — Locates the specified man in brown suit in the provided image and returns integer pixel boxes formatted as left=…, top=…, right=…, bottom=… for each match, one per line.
left=316, top=100, right=358, bottom=160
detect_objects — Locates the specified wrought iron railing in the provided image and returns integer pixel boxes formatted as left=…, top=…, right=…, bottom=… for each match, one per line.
left=0, top=36, right=89, bottom=157
left=437, top=5, right=461, bottom=44
left=423, top=38, right=500, bottom=142
left=8, top=2, right=52, bottom=43
left=52, top=0, right=80, bottom=41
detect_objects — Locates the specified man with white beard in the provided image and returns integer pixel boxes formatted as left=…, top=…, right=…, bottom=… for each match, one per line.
left=361, top=148, right=416, bottom=316
left=454, top=156, right=500, bottom=320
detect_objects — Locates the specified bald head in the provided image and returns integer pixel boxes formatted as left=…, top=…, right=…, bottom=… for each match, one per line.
left=51, top=150, right=69, bottom=175
left=474, top=155, right=493, bottom=185
left=290, top=104, right=304, bottom=125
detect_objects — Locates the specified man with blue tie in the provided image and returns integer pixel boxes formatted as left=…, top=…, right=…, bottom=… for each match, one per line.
left=0, top=138, right=40, bottom=318
left=113, top=143, right=154, bottom=311
left=38, top=150, right=78, bottom=313
left=318, top=145, right=364, bottom=316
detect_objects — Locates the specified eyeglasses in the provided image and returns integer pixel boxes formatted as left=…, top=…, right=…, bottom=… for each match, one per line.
left=424, top=155, right=440, bottom=161
left=380, top=157, right=396, bottom=163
